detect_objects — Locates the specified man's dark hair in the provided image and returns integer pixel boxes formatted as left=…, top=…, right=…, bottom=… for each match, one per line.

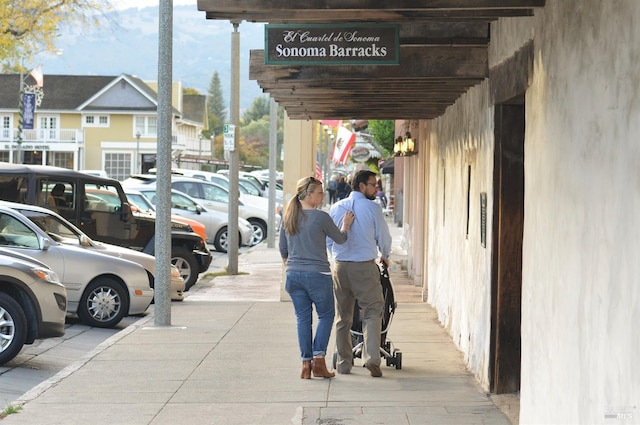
left=352, top=169, right=376, bottom=192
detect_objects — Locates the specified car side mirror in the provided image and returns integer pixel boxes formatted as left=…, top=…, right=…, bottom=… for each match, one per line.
left=41, top=237, right=50, bottom=251
left=79, top=234, right=91, bottom=247
left=120, top=202, right=131, bottom=222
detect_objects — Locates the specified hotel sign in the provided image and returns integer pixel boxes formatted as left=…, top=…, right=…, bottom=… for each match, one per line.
left=265, top=24, right=399, bottom=65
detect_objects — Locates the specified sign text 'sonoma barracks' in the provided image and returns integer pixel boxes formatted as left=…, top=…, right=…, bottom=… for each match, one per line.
left=265, top=24, right=399, bottom=65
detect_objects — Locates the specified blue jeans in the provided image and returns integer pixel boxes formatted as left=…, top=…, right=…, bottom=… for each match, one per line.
left=285, top=271, right=335, bottom=361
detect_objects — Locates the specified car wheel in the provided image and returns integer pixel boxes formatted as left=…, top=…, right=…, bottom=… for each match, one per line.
left=0, top=293, right=27, bottom=365
left=214, top=226, right=229, bottom=253
left=172, top=246, right=199, bottom=291
left=248, top=219, right=267, bottom=246
left=77, top=277, right=128, bottom=328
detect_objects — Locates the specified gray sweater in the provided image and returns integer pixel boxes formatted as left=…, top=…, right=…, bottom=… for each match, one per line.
left=279, top=209, right=347, bottom=273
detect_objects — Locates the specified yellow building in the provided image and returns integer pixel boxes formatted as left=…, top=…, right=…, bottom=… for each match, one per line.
left=0, top=74, right=210, bottom=181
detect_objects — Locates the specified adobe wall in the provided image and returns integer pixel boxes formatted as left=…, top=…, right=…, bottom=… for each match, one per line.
left=521, top=1, right=640, bottom=423
left=423, top=0, right=640, bottom=422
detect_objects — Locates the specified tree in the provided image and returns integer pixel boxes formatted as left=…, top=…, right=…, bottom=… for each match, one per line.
left=367, top=120, right=395, bottom=155
left=241, top=95, right=270, bottom=124
left=206, top=71, right=226, bottom=139
left=1, top=0, right=113, bottom=69
left=237, top=95, right=285, bottom=170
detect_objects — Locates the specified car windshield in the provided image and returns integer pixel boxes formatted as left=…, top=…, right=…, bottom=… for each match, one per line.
left=127, top=193, right=155, bottom=212
left=18, top=210, right=82, bottom=244
left=0, top=212, right=40, bottom=249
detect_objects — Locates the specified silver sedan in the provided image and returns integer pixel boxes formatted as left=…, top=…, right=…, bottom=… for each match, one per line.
left=1, top=201, right=185, bottom=302
left=0, top=206, right=153, bottom=328
left=125, top=188, right=254, bottom=252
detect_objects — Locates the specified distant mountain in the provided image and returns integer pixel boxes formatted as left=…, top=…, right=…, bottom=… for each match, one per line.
left=38, top=5, right=266, bottom=110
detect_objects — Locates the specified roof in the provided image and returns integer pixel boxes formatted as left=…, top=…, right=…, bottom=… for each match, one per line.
left=0, top=75, right=116, bottom=110
left=197, top=0, right=546, bottom=120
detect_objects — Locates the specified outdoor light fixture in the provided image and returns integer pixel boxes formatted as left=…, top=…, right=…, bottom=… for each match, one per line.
left=394, top=132, right=417, bottom=157
left=394, top=136, right=403, bottom=156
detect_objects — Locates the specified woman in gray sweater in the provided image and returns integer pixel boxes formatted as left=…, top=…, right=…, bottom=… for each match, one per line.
left=279, top=176, right=354, bottom=379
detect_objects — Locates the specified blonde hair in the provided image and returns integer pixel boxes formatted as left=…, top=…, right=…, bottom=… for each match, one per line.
left=283, top=176, right=322, bottom=235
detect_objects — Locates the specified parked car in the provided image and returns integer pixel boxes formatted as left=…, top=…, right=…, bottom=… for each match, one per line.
left=0, top=201, right=185, bottom=301
left=123, top=175, right=281, bottom=245
left=0, top=163, right=212, bottom=290
left=125, top=188, right=253, bottom=252
left=0, top=205, right=154, bottom=328
left=154, top=168, right=284, bottom=217
left=125, top=189, right=208, bottom=247
left=0, top=248, right=67, bottom=365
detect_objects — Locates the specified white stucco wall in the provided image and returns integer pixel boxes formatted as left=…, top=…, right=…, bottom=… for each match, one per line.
left=426, top=82, right=495, bottom=389
left=422, top=1, right=639, bottom=421
left=520, top=1, right=640, bottom=423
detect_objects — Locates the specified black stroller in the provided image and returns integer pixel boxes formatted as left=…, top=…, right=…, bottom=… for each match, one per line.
left=333, top=263, right=402, bottom=370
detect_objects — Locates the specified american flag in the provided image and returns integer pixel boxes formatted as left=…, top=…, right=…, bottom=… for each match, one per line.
left=315, top=156, right=323, bottom=181
left=29, top=66, right=44, bottom=87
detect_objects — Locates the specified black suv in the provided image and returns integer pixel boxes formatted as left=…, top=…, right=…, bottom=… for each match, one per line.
left=0, top=163, right=211, bottom=289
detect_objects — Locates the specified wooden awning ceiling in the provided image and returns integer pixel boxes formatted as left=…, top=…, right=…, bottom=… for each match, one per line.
left=197, top=1, right=545, bottom=120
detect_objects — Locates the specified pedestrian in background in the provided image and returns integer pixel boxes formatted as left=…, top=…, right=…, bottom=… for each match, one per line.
left=328, top=175, right=338, bottom=204
left=337, top=176, right=351, bottom=200
left=279, top=176, right=355, bottom=379
left=328, top=169, right=392, bottom=377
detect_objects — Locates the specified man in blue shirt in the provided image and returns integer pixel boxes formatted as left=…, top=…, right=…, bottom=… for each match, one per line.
left=328, top=169, right=392, bottom=377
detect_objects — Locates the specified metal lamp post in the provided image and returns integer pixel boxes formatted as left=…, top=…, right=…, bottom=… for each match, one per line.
left=198, top=133, right=203, bottom=169
left=135, top=131, right=141, bottom=173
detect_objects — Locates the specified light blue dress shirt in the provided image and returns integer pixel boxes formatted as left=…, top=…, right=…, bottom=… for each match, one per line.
left=328, top=191, right=392, bottom=261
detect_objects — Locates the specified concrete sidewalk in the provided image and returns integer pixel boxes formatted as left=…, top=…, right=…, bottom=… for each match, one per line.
left=2, top=226, right=512, bottom=425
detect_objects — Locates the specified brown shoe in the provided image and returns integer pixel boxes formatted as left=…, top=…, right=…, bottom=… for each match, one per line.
left=311, top=356, right=335, bottom=378
left=364, top=363, right=383, bottom=377
left=301, top=360, right=311, bottom=379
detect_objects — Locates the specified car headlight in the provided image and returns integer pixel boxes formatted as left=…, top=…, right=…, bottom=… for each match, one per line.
left=170, top=265, right=182, bottom=279
left=32, top=267, right=61, bottom=284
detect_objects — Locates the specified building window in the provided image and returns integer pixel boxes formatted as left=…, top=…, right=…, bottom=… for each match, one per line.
left=47, top=152, right=74, bottom=169
left=134, top=116, right=157, bottom=137
left=84, top=115, right=110, bottom=127
left=105, top=152, right=132, bottom=181
left=1, top=116, right=11, bottom=140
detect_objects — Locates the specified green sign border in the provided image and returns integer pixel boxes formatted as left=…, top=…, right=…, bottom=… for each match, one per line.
left=265, top=23, right=400, bottom=66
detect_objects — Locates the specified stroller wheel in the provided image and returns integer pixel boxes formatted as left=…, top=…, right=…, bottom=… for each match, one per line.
left=394, top=350, right=402, bottom=370
left=332, top=351, right=338, bottom=369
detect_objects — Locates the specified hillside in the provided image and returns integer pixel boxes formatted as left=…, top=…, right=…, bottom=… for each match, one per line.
left=38, top=5, right=266, bottom=110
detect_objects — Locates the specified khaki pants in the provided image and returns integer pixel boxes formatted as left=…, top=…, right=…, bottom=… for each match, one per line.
left=333, top=261, right=383, bottom=372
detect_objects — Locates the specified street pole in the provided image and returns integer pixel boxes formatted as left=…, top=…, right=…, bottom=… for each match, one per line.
left=211, top=134, right=215, bottom=169
left=154, top=0, right=173, bottom=326
left=227, top=20, right=241, bottom=275
left=15, top=69, right=24, bottom=164
left=135, top=131, right=141, bottom=173
left=267, top=97, right=277, bottom=248
left=198, top=133, right=203, bottom=170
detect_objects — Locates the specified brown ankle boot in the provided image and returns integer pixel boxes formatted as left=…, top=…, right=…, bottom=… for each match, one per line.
left=311, top=356, right=335, bottom=378
left=301, top=360, right=311, bottom=379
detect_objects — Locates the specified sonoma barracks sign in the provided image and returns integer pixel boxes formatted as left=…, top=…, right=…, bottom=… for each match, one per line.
left=265, top=24, right=399, bottom=65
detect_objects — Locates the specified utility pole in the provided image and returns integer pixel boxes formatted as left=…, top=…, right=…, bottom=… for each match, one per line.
left=267, top=97, right=277, bottom=248
left=154, top=0, right=173, bottom=326
left=227, top=20, right=241, bottom=274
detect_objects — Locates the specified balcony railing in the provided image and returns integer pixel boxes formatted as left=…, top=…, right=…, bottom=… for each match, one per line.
left=0, top=128, right=84, bottom=144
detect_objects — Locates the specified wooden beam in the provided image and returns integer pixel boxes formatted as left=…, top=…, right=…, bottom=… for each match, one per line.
left=250, top=46, right=487, bottom=81
left=197, top=0, right=545, bottom=12
left=204, top=9, right=535, bottom=23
